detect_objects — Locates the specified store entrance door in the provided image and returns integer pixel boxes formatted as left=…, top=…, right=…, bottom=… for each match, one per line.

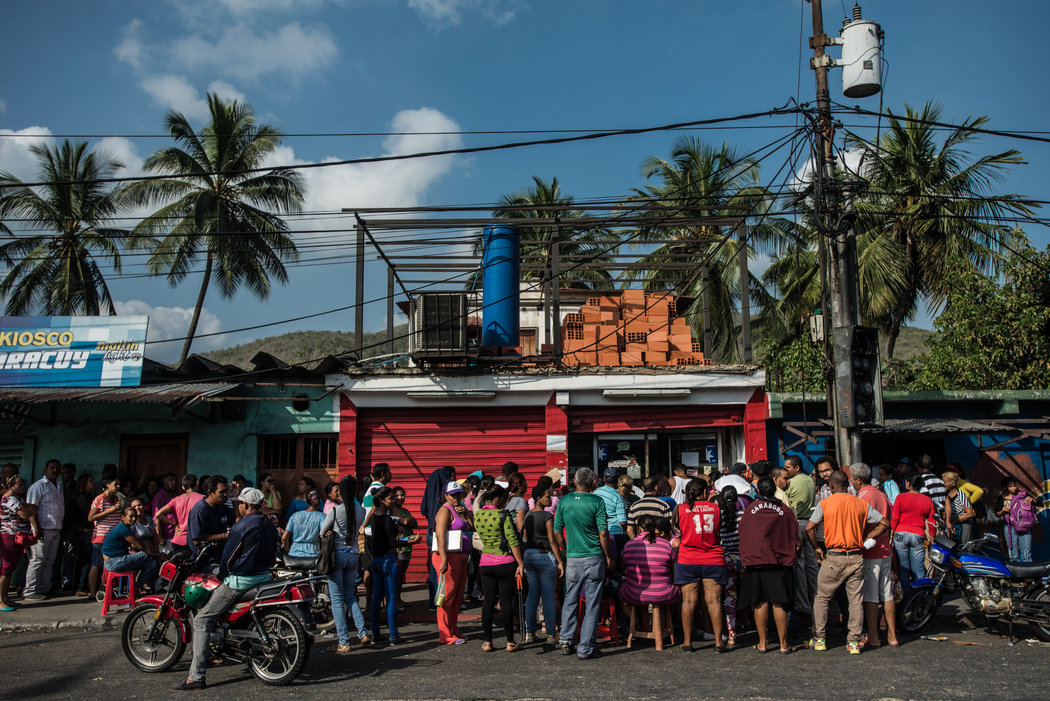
left=596, top=434, right=660, bottom=480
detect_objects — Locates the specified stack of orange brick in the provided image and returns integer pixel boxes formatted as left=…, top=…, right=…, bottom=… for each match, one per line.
left=559, top=291, right=713, bottom=367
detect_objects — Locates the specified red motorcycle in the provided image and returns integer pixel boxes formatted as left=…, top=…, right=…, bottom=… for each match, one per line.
left=121, top=545, right=320, bottom=686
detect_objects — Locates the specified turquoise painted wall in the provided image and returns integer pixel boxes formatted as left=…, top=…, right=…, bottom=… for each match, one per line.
left=2, top=386, right=339, bottom=483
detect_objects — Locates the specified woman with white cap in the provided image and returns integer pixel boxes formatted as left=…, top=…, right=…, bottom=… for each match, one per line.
left=432, top=480, right=473, bottom=645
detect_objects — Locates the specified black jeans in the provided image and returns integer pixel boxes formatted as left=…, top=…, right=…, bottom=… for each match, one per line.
left=480, top=561, right=517, bottom=644
left=467, top=548, right=483, bottom=600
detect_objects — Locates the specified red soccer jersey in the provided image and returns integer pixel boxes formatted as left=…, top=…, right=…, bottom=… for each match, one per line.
left=677, top=501, right=725, bottom=565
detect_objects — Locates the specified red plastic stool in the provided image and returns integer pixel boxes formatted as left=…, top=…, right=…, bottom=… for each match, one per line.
left=576, top=597, right=620, bottom=644
left=101, top=570, right=136, bottom=615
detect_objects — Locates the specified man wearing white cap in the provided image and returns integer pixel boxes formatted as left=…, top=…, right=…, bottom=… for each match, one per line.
left=173, top=487, right=278, bottom=691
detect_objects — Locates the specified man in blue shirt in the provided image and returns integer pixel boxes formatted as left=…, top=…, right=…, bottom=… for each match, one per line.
left=102, top=506, right=161, bottom=590
left=594, top=468, right=628, bottom=558
left=174, top=487, right=278, bottom=691
left=187, top=476, right=235, bottom=573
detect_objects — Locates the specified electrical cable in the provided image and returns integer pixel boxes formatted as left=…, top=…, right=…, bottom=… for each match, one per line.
left=141, top=126, right=810, bottom=383
left=0, top=106, right=802, bottom=190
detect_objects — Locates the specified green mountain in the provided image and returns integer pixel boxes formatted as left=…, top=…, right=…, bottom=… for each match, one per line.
left=205, top=325, right=410, bottom=367
left=203, top=323, right=932, bottom=369
left=887, top=326, right=934, bottom=360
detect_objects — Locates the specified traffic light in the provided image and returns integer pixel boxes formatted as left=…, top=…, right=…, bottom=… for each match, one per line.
left=833, top=326, right=883, bottom=428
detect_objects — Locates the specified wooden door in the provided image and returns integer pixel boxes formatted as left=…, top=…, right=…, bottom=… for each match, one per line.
left=120, top=434, right=189, bottom=483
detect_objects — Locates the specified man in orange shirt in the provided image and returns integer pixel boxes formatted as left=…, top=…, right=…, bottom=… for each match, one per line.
left=849, top=462, right=900, bottom=648
left=804, top=470, right=890, bottom=654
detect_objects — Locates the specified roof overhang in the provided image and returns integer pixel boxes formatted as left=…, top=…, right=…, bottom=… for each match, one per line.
left=331, top=369, right=764, bottom=408
left=0, top=382, right=239, bottom=416
left=858, top=418, right=1016, bottom=434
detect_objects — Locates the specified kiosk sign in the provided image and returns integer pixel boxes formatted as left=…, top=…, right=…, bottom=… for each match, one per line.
left=0, top=316, right=149, bottom=387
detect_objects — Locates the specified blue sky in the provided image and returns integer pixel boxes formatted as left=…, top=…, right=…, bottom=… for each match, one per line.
left=1, top=1, right=1047, bottom=362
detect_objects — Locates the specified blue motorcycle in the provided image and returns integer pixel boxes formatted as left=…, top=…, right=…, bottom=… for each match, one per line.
left=899, top=533, right=1050, bottom=641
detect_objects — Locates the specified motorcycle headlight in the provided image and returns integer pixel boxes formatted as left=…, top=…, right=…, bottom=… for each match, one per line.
left=929, top=548, right=947, bottom=566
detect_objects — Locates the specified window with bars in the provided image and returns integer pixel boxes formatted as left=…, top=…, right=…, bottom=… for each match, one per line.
left=258, top=434, right=338, bottom=472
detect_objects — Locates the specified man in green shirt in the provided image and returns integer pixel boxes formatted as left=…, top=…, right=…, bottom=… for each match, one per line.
left=785, top=455, right=818, bottom=617
left=553, top=467, right=613, bottom=660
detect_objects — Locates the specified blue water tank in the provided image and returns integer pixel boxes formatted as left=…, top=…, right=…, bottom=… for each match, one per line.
left=481, top=224, right=520, bottom=348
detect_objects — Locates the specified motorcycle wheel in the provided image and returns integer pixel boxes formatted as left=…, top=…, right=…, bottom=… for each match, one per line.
left=248, top=607, right=310, bottom=686
left=899, top=586, right=941, bottom=634
left=312, top=579, right=336, bottom=632
left=1025, top=588, right=1050, bottom=642
left=121, top=603, right=186, bottom=673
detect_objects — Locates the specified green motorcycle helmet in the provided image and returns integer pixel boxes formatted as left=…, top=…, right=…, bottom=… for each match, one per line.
left=183, top=582, right=212, bottom=609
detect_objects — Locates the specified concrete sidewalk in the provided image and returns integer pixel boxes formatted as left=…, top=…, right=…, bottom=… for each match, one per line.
left=0, top=591, right=128, bottom=632
left=2, top=582, right=965, bottom=635
left=0, top=582, right=478, bottom=633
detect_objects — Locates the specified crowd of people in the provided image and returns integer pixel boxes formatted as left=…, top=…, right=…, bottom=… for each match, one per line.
left=413, top=454, right=1039, bottom=658
left=0, top=453, right=1041, bottom=663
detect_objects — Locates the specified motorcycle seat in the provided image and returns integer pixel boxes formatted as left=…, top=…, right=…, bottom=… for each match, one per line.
left=280, top=555, right=318, bottom=571
left=234, top=583, right=270, bottom=604
left=1005, top=560, right=1050, bottom=578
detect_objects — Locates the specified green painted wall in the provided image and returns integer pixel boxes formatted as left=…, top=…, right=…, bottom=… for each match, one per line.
left=1, top=386, right=338, bottom=483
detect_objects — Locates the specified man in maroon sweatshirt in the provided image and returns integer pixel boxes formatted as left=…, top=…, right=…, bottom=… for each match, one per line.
left=738, top=477, right=800, bottom=653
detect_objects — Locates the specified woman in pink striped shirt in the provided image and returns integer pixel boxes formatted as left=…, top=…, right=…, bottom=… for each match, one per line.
left=620, top=514, right=681, bottom=606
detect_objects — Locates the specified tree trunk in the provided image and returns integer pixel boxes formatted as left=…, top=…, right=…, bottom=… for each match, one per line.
left=885, top=313, right=903, bottom=360
left=178, top=254, right=212, bottom=365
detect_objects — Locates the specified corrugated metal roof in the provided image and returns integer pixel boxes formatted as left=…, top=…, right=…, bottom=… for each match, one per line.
left=861, top=418, right=1017, bottom=434
left=0, top=382, right=237, bottom=406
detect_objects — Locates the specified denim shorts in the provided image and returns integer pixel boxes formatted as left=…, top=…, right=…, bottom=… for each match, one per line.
left=674, top=563, right=728, bottom=587
left=91, top=543, right=104, bottom=568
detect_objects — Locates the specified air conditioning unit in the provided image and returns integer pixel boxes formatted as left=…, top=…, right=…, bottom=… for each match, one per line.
left=412, top=293, right=469, bottom=358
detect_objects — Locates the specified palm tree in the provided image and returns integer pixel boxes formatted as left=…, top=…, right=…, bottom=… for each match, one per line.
left=122, top=93, right=304, bottom=364
left=757, top=200, right=907, bottom=347
left=472, top=176, right=615, bottom=289
left=846, top=101, right=1038, bottom=358
left=624, top=137, right=787, bottom=362
left=0, top=140, right=129, bottom=315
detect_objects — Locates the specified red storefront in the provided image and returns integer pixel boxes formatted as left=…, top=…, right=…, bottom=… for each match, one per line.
left=336, top=368, right=766, bottom=582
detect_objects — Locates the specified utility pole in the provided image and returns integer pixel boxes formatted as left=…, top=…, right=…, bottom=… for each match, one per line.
left=809, top=0, right=861, bottom=468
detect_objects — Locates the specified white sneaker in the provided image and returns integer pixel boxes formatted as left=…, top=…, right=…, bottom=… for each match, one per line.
left=697, top=631, right=716, bottom=642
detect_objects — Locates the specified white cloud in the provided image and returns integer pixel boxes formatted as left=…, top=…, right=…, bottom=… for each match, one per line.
left=139, top=75, right=250, bottom=122
left=95, top=137, right=145, bottom=181
left=263, top=107, right=464, bottom=218
left=116, top=299, right=225, bottom=363
left=170, top=22, right=338, bottom=82
left=206, top=80, right=246, bottom=105
left=217, top=0, right=333, bottom=13
left=114, top=19, right=146, bottom=70
left=409, top=0, right=523, bottom=27
left=140, top=74, right=209, bottom=120
left=0, top=127, right=55, bottom=180
left=793, top=148, right=866, bottom=188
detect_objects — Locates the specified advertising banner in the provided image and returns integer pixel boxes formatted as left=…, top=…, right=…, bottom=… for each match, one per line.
left=0, top=316, right=149, bottom=387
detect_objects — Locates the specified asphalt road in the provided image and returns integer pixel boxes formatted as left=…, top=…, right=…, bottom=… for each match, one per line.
left=4, top=614, right=1050, bottom=700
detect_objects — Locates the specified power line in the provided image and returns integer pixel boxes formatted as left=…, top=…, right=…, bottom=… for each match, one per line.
left=829, top=102, right=1050, bottom=146
left=0, top=106, right=801, bottom=190
left=0, top=123, right=807, bottom=140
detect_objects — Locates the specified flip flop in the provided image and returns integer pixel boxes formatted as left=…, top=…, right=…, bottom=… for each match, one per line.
left=0, top=606, right=14, bottom=612
left=481, top=641, right=494, bottom=652
left=887, top=640, right=901, bottom=648
left=505, top=642, right=520, bottom=652
left=752, top=645, right=769, bottom=653
left=779, top=647, right=792, bottom=655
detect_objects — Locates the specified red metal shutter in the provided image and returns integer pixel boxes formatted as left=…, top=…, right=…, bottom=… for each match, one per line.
left=356, top=406, right=546, bottom=582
